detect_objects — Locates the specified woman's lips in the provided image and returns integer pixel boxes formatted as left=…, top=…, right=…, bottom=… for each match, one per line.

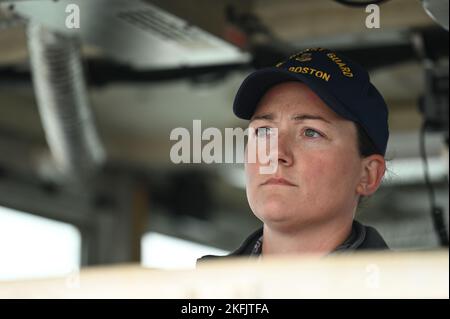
left=261, top=177, right=297, bottom=187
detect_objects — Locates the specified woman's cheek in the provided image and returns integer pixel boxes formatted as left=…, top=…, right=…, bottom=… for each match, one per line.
left=314, top=150, right=358, bottom=189
left=300, top=152, right=338, bottom=189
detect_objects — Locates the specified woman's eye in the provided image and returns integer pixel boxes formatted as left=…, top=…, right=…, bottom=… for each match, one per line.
left=304, top=128, right=322, bottom=138
left=256, top=127, right=273, bottom=137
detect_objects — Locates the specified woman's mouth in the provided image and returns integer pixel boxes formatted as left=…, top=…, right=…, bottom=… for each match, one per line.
left=261, top=177, right=297, bottom=187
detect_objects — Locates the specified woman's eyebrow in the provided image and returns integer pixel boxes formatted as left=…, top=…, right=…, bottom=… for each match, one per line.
left=249, top=113, right=274, bottom=123
left=291, top=114, right=331, bottom=124
left=250, top=113, right=332, bottom=125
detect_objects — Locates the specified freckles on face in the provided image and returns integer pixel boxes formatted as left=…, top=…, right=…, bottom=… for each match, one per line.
left=298, top=146, right=361, bottom=209
left=244, top=81, right=363, bottom=226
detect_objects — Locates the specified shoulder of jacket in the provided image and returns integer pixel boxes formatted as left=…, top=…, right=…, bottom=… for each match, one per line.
left=196, top=226, right=263, bottom=265
left=355, top=221, right=390, bottom=250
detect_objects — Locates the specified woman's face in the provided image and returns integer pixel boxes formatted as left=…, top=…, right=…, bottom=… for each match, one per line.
left=245, top=81, right=365, bottom=232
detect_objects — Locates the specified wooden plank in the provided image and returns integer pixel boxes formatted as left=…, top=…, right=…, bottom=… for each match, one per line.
left=0, top=250, right=448, bottom=298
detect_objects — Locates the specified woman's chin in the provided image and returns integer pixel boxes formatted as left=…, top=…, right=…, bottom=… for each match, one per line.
left=254, top=197, right=297, bottom=223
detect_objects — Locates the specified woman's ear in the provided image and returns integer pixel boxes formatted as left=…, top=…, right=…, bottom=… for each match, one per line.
left=356, top=155, right=386, bottom=196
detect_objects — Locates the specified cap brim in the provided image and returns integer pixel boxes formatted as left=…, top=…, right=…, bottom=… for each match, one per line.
left=233, top=68, right=358, bottom=123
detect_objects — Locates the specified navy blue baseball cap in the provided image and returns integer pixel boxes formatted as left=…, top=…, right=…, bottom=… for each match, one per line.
left=233, top=48, right=389, bottom=155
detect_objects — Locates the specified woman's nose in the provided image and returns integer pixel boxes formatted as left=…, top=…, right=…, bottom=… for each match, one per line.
left=276, top=131, right=294, bottom=167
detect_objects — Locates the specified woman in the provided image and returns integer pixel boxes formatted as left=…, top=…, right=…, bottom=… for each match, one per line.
left=199, top=48, right=389, bottom=262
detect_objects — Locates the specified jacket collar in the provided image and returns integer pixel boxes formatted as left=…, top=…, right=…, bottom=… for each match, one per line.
left=234, top=220, right=386, bottom=257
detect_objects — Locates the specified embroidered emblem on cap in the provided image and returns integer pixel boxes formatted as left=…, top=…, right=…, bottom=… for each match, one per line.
left=295, top=53, right=313, bottom=62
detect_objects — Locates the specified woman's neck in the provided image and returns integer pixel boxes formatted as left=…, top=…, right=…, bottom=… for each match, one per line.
left=261, top=218, right=353, bottom=256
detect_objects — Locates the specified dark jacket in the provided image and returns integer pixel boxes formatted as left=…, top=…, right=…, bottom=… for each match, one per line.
left=197, top=220, right=389, bottom=264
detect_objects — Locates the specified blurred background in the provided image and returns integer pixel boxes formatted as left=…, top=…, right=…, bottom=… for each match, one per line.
left=0, top=0, right=448, bottom=281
